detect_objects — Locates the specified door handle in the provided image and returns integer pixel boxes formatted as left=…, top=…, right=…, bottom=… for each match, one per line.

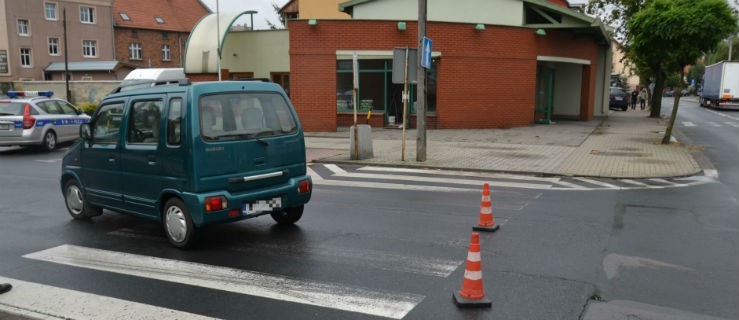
left=147, top=155, right=157, bottom=165
left=108, top=154, right=116, bottom=162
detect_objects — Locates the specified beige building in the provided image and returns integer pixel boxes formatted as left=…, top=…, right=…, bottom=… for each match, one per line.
left=279, top=0, right=351, bottom=20
left=0, top=0, right=115, bottom=83
left=611, top=40, right=640, bottom=90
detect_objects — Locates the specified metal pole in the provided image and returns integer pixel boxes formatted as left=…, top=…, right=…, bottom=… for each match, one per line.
left=352, top=52, right=359, bottom=160
left=216, top=0, right=221, bottom=81
left=729, top=36, right=733, bottom=61
left=416, top=0, right=427, bottom=162
left=250, top=14, right=254, bottom=31
left=401, top=48, right=409, bottom=161
left=63, top=8, right=71, bottom=102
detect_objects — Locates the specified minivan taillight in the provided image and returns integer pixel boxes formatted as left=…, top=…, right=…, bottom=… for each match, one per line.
left=298, top=179, right=311, bottom=193
left=205, top=196, right=227, bottom=212
left=22, top=104, right=35, bottom=129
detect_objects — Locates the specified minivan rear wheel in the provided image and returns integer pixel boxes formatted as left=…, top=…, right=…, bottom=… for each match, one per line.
left=163, top=198, right=196, bottom=249
left=271, top=205, right=304, bottom=224
left=64, top=179, right=102, bottom=220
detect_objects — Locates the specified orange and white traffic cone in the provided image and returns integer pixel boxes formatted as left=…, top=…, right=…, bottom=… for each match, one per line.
left=473, top=183, right=500, bottom=232
left=453, top=232, right=491, bottom=308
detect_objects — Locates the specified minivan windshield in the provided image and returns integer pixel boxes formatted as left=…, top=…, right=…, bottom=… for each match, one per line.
left=200, top=92, right=298, bottom=141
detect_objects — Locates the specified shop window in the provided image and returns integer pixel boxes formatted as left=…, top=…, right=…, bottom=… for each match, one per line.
left=336, top=58, right=437, bottom=115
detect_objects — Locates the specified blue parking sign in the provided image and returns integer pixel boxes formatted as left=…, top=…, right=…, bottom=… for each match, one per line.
left=421, top=37, right=432, bottom=69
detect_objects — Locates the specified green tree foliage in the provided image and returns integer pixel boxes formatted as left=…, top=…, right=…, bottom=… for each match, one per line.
left=705, top=39, right=739, bottom=64
left=586, top=0, right=651, bottom=40
left=627, top=0, right=737, bottom=143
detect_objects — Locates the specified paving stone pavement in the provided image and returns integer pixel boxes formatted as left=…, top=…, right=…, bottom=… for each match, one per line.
left=305, top=109, right=704, bottom=178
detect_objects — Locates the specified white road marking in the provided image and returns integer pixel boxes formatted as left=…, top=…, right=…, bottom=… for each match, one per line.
left=619, top=179, right=651, bottom=187
left=306, top=166, right=323, bottom=181
left=704, top=108, right=739, bottom=121
left=109, top=228, right=462, bottom=278
left=573, top=177, right=619, bottom=189
left=706, top=121, right=722, bottom=127
left=315, top=178, right=481, bottom=193
left=603, top=253, right=695, bottom=280
left=725, top=122, right=739, bottom=128
left=34, top=159, right=61, bottom=163
left=0, top=276, right=217, bottom=320
left=648, top=178, right=673, bottom=185
left=551, top=180, right=587, bottom=190
left=324, top=164, right=347, bottom=175
left=329, top=171, right=552, bottom=190
left=682, top=121, right=696, bottom=127
left=24, top=245, right=424, bottom=319
left=357, top=166, right=561, bottom=183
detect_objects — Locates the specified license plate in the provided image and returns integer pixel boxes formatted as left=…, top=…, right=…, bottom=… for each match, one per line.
left=243, top=197, right=282, bottom=215
left=0, top=124, right=9, bottom=130
left=615, top=97, right=623, bottom=101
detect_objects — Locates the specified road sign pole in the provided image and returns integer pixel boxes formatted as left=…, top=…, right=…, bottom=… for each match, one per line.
left=416, top=0, right=427, bottom=162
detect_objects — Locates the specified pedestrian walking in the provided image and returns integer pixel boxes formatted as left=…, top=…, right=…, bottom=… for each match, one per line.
left=0, top=283, right=11, bottom=294
left=631, top=89, right=639, bottom=110
left=639, top=88, right=647, bottom=110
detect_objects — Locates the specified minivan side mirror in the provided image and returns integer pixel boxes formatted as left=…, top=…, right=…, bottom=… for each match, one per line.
left=80, top=123, right=92, bottom=141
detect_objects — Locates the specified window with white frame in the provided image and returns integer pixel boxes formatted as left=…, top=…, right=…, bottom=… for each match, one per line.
left=20, top=48, right=32, bottom=67
left=129, top=43, right=142, bottom=60
left=83, top=40, right=97, bottom=57
left=48, top=38, right=59, bottom=55
left=80, top=6, right=95, bottom=24
left=44, top=2, right=57, bottom=20
left=162, top=44, right=171, bottom=61
left=18, top=19, right=29, bottom=36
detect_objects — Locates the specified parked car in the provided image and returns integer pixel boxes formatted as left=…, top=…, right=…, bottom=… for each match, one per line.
left=60, top=81, right=312, bottom=248
left=0, top=91, right=90, bottom=151
left=609, top=87, right=629, bottom=111
left=663, top=89, right=675, bottom=97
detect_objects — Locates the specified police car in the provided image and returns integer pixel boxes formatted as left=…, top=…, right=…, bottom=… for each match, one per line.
left=0, top=91, right=90, bottom=151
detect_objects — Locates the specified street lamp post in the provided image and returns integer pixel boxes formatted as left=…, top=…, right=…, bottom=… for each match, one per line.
left=245, top=10, right=258, bottom=30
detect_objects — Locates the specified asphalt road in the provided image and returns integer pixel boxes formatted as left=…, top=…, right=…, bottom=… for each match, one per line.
left=0, top=98, right=736, bottom=320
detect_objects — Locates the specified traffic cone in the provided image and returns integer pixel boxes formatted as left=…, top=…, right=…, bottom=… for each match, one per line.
left=473, top=183, right=500, bottom=232
left=453, top=232, right=491, bottom=308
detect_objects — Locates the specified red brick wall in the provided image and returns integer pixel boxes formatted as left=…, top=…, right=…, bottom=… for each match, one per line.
left=115, top=28, right=188, bottom=68
left=289, top=20, right=602, bottom=131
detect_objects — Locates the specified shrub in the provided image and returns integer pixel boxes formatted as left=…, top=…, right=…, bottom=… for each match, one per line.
left=76, top=102, right=98, bottom=116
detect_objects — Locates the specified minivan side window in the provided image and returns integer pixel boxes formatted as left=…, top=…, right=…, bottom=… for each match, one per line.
left=199, top=92, right=297, bottom=141
left=167, top=98, right=182, bottom=146
left=92, top=102, right=125, bottom=144
left=128, top=100, right=163, bottom=144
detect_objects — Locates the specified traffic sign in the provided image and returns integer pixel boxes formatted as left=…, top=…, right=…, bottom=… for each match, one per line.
left=421, top=37, right=432, bottom=69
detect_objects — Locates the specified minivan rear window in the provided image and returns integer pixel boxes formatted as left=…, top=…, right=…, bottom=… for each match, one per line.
left=199, top=92, right=298, bottom=141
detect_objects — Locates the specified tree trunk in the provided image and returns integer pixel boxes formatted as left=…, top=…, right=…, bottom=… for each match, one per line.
left=661, top=68, right=685, bottom=144
left=650, top=70, right=666, bottom=118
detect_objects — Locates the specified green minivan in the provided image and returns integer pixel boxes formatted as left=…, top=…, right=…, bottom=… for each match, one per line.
left=60, top=81, right=312, bottom=248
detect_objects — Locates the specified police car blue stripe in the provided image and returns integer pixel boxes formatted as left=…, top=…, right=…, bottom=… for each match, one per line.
left=35, top=118, right=90, bottom=127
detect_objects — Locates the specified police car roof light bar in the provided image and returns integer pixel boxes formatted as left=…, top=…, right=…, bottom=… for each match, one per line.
left=7, top=91, right=54, bottom=98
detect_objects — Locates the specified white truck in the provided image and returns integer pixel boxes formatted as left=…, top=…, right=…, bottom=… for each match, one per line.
left=700, top=61, right=739, bottom=110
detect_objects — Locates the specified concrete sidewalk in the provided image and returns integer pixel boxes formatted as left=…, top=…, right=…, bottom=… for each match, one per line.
left=305, top=109, right=704, bottom=179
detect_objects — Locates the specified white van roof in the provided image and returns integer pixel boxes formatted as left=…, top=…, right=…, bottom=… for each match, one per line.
left=123, top=68, right=185, bottom=81
left=112, top=68, right=187, bottom=94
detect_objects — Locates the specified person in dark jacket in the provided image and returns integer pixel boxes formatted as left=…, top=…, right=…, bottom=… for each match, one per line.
left=631, top=89, right=639, bottom=110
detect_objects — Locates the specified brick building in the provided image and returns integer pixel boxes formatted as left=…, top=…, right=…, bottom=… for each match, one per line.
left=112, top=0, right=210, bottom=69
left=0, top=0, right=116, bottom=82
left=287, top=0, right=611, bottom=131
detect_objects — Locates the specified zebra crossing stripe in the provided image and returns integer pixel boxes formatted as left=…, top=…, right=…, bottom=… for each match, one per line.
left=682, top=122, right=696, bottom=127
left=620, top=179, right=651, bottom=187
left=23, top=245, right=424, bottom=319
left=358, top=166, right=561, bottom=183
left=573, top=177, right=619, bottom=189
left=327, top=171, right=552, bottom=190
left=0, top=276, right=217, bottom=320
left=706, top=121, right=721, bottom=127
left=725, top=122, right=739, bottom=128
left=306, top=166, right=324, bottom=181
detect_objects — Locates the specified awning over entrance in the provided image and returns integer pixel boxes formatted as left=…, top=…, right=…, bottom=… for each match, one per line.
left=184, top=11, right=254, bottom=73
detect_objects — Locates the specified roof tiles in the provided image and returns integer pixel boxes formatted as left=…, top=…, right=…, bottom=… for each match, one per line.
left=113, top=0, right=211, bottom=32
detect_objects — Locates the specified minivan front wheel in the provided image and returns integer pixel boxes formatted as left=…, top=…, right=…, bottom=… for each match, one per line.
left=271, top=205, right=304, bottom=224
left=64, top=179, right=102, bottom=220
left=163, top=198, right=196, bottom=248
